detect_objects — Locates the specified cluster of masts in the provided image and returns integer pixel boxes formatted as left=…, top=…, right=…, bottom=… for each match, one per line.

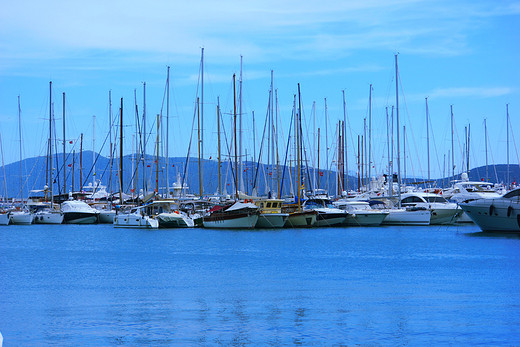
left=1, top=54, right=516, bottom=210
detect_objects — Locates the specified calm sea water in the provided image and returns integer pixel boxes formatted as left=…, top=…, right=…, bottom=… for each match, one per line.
left=1, top=223, right=520, bottom=345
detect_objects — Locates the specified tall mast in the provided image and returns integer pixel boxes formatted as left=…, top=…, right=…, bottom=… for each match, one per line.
left=317, top=127, right=320, bottom=189
left=166, top=66, right=170, bottom=197
left=143, top=82, right=147, bottom=193
left=297, top=84, right=302, bottom=211
left=324, top=98, right=329, bottom=193
left=80, top=133, right=83, bottom=194
left=62, top=92, right=66, bottom=195
left=451, top=105, right=454, bottom=180
left=403, top=125, right=406, bottom=184
left=386, top=107, right=391, bottom=196
left=197, top=97, right=202, bottom=197
left=119, top=98, right=123, bottom=204
left=109, top=90, right=113, bottom=194
left=368, top=84, right=372, bottom=183
left=507, top=104, right=510, bottom=187
left=363, top=118, right=367, bottom=189
left=395, top=54, right=402, bottom=206
left=49, top=82, right=53, bottom=204
left=484, top=118, right=488, bottom=181
left=200, top=48, right=204, bottom=189
left=156, top=114, right=160, bottom=194
left=233, top=74, right=238, bottom=199
left=18, top=95, right=23, bottom=201
left=467, top=124, right=471, bottom=174
left=0, top=134, right=8, bottom=202
left=239, top=56, right=244, bottom=193
left=390, top=106, right=394, bottom=195
left=425, top=97, right=430, bottom=184
left=342, top=90, right=348, bottom=194
left=270, top=70, right=275, bottom=196
left=93, top=115, right=96, bottom=189
left=217, top=97, right=221, bottom=195
left=275, top=88, right=280, bottom=198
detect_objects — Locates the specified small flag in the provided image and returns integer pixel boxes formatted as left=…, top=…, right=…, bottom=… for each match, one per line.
left=69, top=141, right=73, bottom=144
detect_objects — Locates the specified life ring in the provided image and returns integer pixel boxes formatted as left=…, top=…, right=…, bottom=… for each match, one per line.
left=489, top=204, right=495, bottom=216
left=507, top=205, right=514, bottom=217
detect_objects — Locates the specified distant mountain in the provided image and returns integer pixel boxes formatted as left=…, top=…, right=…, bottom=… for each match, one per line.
left=0, top=152, right=518, bottom=199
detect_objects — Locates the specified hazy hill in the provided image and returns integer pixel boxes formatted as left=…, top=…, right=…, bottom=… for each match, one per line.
left=0, top=152, right=518, bottom=199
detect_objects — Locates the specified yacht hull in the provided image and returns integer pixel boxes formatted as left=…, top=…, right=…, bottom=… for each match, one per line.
left=34, top=211, right=64, bottom=224
left=63, top=212, right=98, bottom=224
left=382, top=210, right=431, bottom=226
left=203, top=213, right=259, bottom=229
left=256, top=213, right=289, bottom=228
left=113, top=214, right=159, bottom=229
left=158, top=213, right=194, bottom=228
left=98, top=210, right=116, bottom=224
left=0, top=213, right=10, bottom=226
left=284, top=211, right=317, bottom=228
left=9, top=212, right=34, bottom=225
left=460, top=201, right=520, bottom=232
left=343, top=212, right=388, bottom=226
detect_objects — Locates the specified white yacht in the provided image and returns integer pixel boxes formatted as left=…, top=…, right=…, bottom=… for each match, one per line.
left=61, top=200, right=100, bottom=224
left=400, top=192, right=462, bottom=225
left=203, top=201, right=259, bottom=229
left=113, top=204, right=159, bottom=229
left=0, top=212, right=10, bottom=226
left=33, top=208, right=64, bottom=224
left=459, top=188, right=520, bottom=232
left=333, top=200, right=388, bottom=226
left=302, top=198, right=347, bottom=227
left=370, top=200, right=431, bottom=226
left=153, top=200, right=195, bottom=228
left=9, top=208, right=34, bottom=225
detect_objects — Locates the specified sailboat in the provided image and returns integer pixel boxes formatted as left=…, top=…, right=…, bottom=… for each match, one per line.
left=283, top=84, right=317, bottom=227
left=9, top=95, right=34, bottom=225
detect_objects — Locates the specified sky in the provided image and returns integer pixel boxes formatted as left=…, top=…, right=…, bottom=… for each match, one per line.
left=0, top=0, right=519, bottom=181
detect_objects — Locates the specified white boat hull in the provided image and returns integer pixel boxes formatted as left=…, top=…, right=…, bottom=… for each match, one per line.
left=113, top=214, right=159, bottom=229
left=256, top=213, right=289, bottom=228
left=9, top=212, right=34, bottom=225
left=98, top=210, right=116, bottom=224
left=203, top=214, right=259, bottom=229
left=343, top=212, right=388, bottom=226
left=0, top=213, right=9, bottom=226
left=460, top=200, right=520, bottom=232
left=158, top=212, right=194, bottom=228
left=430, top=207, right=462, bottom=225
left=382, top=209, right=431, bottom=226
left=34, top=211, right=64, bottom=224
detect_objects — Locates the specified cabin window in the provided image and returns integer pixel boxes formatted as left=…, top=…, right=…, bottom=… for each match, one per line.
left=260, top=203, right=264, bottom=208
left=266, top=203, right=272, bottom=208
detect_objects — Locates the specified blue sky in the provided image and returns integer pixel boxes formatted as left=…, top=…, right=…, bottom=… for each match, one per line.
left=1, top=0, right=519, bottom=180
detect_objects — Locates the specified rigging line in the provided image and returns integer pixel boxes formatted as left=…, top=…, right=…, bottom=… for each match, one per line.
left=398, top=73, right=423, bottom=180
left=180, top=100, right=198, bottom=194
left=79, top=118, right=113, bottom=191
left=279, top=100, right=295, bottom=196
left=507, top=114, right=520, bottom=171
left=428, top=108, right=443, bottom=181
left=252, top=92, right=271, bottom=191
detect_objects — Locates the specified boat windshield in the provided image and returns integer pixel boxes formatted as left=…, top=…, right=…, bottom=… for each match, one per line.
left=503, top=188, right=520, bottom=199
left=424, top=196, right=448, bottom=203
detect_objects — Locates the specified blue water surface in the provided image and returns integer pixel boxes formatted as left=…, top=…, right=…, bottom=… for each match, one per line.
left=1, top=224, right=520, bottom=345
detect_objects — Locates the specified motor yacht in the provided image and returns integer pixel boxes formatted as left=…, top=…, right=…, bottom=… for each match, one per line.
left=61, top=200, right=100, bottom=224
left=400, top=192, right=461, bottom=225
left=302, top=198, right=347, bottom=227
left=459, top=188, right=520, bottom=232
left=333, top=200, right=388, bottom=226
